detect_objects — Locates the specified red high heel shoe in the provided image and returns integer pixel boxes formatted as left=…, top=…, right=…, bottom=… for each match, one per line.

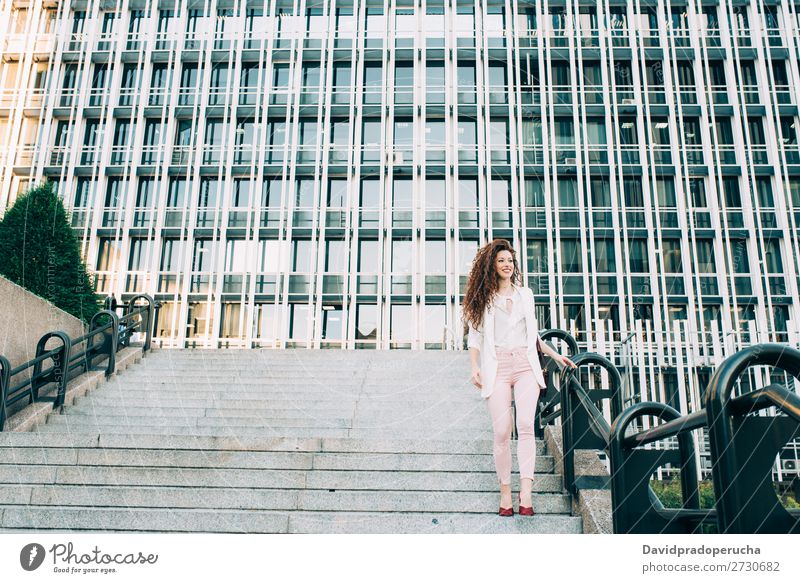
left=518, top=494, right=534, bottom=516
left=499, top=492, right=514, bottom=516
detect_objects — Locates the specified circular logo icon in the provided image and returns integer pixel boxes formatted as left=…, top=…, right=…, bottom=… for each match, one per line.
left=20, top=543, right=46, bottom=571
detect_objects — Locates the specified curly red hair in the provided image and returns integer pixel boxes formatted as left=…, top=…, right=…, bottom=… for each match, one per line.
left=461, top=238, right=522, bottom=332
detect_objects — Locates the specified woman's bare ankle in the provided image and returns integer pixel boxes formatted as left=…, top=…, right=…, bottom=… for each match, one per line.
left=499, top=483, right=512, bottom=506
left=519, top=478, right=533, bottom=505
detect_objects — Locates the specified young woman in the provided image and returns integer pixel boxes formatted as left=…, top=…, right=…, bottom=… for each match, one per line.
left=462, top=239, right=577, bottom=516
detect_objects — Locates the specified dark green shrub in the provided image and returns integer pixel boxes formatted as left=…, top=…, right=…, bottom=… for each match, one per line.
left=0, top=182, right=100, bottom=322
left=650, top=478, right=716, bottom=509
left=651, top=478, right=798, bottom=508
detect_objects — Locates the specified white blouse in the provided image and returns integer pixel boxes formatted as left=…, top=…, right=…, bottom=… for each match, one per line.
left=467, top=284, right=528, bottom=350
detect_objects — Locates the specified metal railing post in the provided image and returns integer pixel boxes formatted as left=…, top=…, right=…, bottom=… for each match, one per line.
left=559, top=352, right=621, bottom=494
left=31, top=331, right=72, bottom=408
left=536, top=329, right=579, bottom=426
left=608, top=402, right=702, bottom=533
left=0, top=355, right=10, bottom=431
left=151, top=300, right=163, bottom=348
left=0, top=294, right=156, bottom=432
left=127, top=294, right=156, bottom=352
left=705, top=343, right=800, bottom=533
left=88, top=310, right=119, bottom=377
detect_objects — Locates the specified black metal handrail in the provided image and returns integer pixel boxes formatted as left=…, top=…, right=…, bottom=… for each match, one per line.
left=609, top=401, right=710, bottom=533
left=559, top=352, right=623, bottom=494
left=606, top=342, right=800, bottom=534
left=0, top=294, right=156, bottom=431
left=705, top=343, right=800, bottom=534
left=624, top=409, right=708, bottom=448
left=537, top=329, right=579, bottom=428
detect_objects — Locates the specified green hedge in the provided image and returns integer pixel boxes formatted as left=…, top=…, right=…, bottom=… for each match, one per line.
left=651, top=478, right=800, bottom=510
left=0, top=182, right=100, bottom=322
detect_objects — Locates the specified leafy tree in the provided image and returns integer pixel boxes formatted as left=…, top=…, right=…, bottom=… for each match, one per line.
left=0, top=181, right=100, bottom=322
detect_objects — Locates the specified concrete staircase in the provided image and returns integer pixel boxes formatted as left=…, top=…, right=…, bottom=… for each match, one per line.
left=0, top=349, right=581, bottom=533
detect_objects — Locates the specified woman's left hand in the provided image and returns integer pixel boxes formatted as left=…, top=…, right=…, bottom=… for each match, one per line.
left=556, top=354, right=578, bottom=370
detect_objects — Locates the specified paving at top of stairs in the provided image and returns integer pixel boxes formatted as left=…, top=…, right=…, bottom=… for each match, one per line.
left=0, top=349, right=582, bottom=534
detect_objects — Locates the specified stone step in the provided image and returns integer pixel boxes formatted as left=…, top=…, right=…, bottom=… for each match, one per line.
left=67, top=404, right=486, bottom=420
left=64, top=403, right=487, bottom=419
left=80, top=390, right=480, bottom=402
left=0, top=346, right=579, bottom=534
left=33, top=425, right=504, bottom=439
left=127, top=375, right=468, bottom=383
left=35, top=426, right=497, bottom=440
left=128, top=351, right=464, bottom=359
left=122, top=361, right=467, bottom=370
left=288, top=512, right=581, bottom=534
left=142, top=369, right=468, bottom=373
left=89, top=391, right=479, bottom=403
left=75, top=396, right=481, bottom=409
left=124, top=364, right=466, bottom=371
left=100, top=375, right=474, bottom=388
left=0, top=466, right=562, bottom=491
left=63, top=410, right=488, bottom=428
left=1, top=433, right=545, bottom=456
left=125, top=361, right=467, bottom=369
left=72, top=403, right=360, bottom=416
left=44, top=414, right=491, bottom=431
left=29, top=425, right=330, bottom=437
left=122, top=370, right=469, bottom=380
left=44, top=414, right=356, bottom=429
left=0, top=507, right=581, bottom=534
left=1, top=484, right=571, bottom=514
left=116, top=378, right=471, bottom=388
left=82, top=384, right=477, bottom=396
left=0, top=449, right=555, bottom=473
left=130, top=366, right=468, bottom=374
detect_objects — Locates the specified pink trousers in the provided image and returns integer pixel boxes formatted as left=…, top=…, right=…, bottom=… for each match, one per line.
left=486, top=346, right=542, bottom=486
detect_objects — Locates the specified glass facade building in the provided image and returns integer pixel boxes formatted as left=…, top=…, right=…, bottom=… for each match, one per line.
left=2, top=2, right=800, bottom=441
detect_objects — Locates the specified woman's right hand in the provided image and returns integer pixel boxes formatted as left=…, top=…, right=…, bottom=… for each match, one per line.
left=470, top=366, right=482, bottom=390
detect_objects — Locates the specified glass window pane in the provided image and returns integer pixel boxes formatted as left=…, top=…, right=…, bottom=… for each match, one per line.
left=327, top=179, right=347, bottom=206
left=423, top=304, right=446, bottom=344
left=662, top=240, right=683, bottom=272
left=391, top=239, right=412, bottom=272
left=656, top=178, right=676, bottom=206
left=594, top=239, right=616, bottom=271
left=558, top=179, right=578, bottom=206
left=356, top=304, right=377, bottom=340
left=561, top=239, right=582, bottom=272
left=292, top=239, right=313, bottom=271
left=491, top=179, right=510, bottom=206
left=629, top=240, right=649, bottom=272
left=295, top=179, right=315, bottom=206
left=390, top=304, right=413, bottom=342
left=458, top=179, right=478, bottom=206
left=425, top=179, right=446, bottom=207
left=290, top=304, right=310, bottom=340
left=321, top=307, right=343, bottom=339
left=224, top=239, right=247, bottom=271
left=425, top=120, right=445, bottom=145
left=694, top=240, right=715, bottom=273
left=458, top=240, right=478, bottom=273
left=393, top=179, right=412, bottom=207
left=425, top=239, right=446, bottom=272
left=258, top=240, right=281, bottom=272
left=358, top=239, right=379, bottom=271
left=360, top=179, right=380, bottom=207
left=325, top=239, right=347, bottom=271
left=394, top=119, right=413, bottom=146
